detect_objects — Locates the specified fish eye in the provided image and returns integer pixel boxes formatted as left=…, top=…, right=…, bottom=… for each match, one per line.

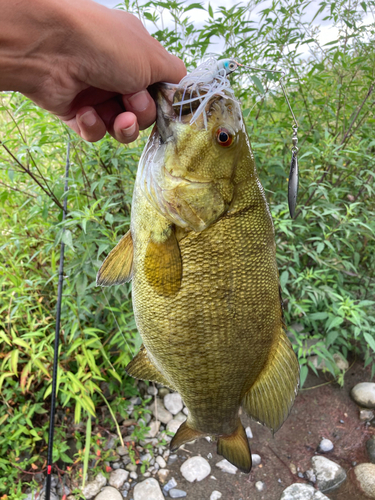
left=216, top=127, right=233, bottom=147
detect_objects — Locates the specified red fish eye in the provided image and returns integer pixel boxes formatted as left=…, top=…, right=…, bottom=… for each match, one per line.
left=216, top=128, right=233, bottom=147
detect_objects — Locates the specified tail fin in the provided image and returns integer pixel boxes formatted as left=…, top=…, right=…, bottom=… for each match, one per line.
left=170, top=421, right=204, bottom=451
left=217, top=421, right=252, bottom=473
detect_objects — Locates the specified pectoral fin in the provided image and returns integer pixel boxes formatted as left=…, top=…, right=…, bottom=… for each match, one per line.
left=126, top=345, right=174, bottom=390
left=96, top=230, right=133, bottom=286
left=170, top=421, right=205, bottom=451
left=217, top=421, right=252, bottom=473
left=144, top=228, right=182, bottom=296
left=242, top=331, right=299, bottom=432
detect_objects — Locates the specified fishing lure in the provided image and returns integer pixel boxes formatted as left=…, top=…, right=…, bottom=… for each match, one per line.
left=172, top=58, right=299, bottom=218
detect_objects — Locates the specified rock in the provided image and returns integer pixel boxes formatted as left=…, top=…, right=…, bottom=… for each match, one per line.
left=166, top=419, right=183, bottom=434
left=109, top=469, right=129, bottom=489
left=351, top=382, right=375, bottom=408
left=134, top=478, right=164, bottom=500
left=305, top=469, right=316, bottom=483
left=146, top=420, right=161, bottom=438
left=180, top=456, right=211, bottom=482
left=117, top=446, right=129, bottom=456
left=150, top=399, right=173, bottom=424
left=126, top=464, right=138, bottom=472
left=105, top=434, right=118, bottom=451
left=290, top=463, right=297, bottom=474
left=163, top=477, right=177, bottom=493
left=353, top=463, right=375, bottom=499
left=182, top=407, right=189, bottom=416
left=360, top=409, right=375, bottom=421
left=130, top=471, right=138, bottom=480
left=167, top=454, right=178, bottom=465
left=280, top=483, right=330, bottom=499
left=173, top=412, right=187, bottom=423
left=94, top=487, right=122, bottom=500
left=169, top=489, right=187, bottom=498
left=82, top=472, right=107, bottom=499
left=255, top=481, right=265, bottom=492
left=311, top=456, right=347, bottom=492
left=210, top=492, right=222, bottom=500
left=157, top=469, right=170, bottom=482
left=367, top=437, right=375, bottom=464
left=140, top=452, right=152, bottom=463
left=156, top=456, right=166, bottom=468
left=158, top=387, right=170, bottom=398
left=215, top=459, right=237, bottom=474
left=245, top=426, right=253, bottom=439
left=251, top=454, right=261, bottom=466
left=147, top=385, right=158, bottom=396
left=163, top=393, right=183, bottom=415
left=318, top=438, right=334, bottom=453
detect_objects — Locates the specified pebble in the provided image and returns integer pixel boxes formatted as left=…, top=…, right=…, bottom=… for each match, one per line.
left=156, top=456, right=167, bottom=469
left=134, top=478, right=164, bottom=500
left=351, top=382, right=375, bottom=408
left=360, top=409, right=375, bottom=421
left=168, top=454, right=178, bottom=465
left=215, top=459, right=237, bottom=474
left=305, top=469, right=316, bottom=483
left=182, top=407, right=189, bottom=416
left=126, top=464, right=138, bottom=472
left=180, top=456, right=211, bottom=482
left=311, top=456, right=347, bottom=492
left=210, top=492, right=222, bottom=500
left=318, top=438, right=334, bottom=453
left=157, top=469, right=170, bottom=483
left=147, top=385, right=158, bottom=396
left=169, top=489, right=187, bottom=498
left=146, top=420, right=161, bottom=438
left=163, top=477, right=178, bottom=493
left=158, top=387, right=170, bottom=398
left=109, top=469, right=129, bottom=489
left=251, top=454, right=261, bottom=466
left=255, top=481, right=265, bottom=492
left=130, top=472, right=138, bottom=480
left=280, top=483, right=330, bottom=499
left=82, top=472, right=107, bottom=499
left=245, top=426, right=253, bottom=439
left=366, top=436, right=375, bottom=464
left=150, top=399, right=173, bottom=424
left=173, top=412, right=187, bottom=423
left=163, top=393, right=183, bottom=415
left=167, top=419, right=183, bottom=434
left=353, top=463, right=375, bottom=499
left=94, top=487, right=122, bottom=500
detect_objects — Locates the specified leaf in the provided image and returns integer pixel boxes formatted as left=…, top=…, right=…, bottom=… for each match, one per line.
left=62, top=229, right=75, bottom=251
left=300, top=365, right=308, bottom=388
left=309, top=312, right=328, bottom=321
left=184, top=3, right=205, bottom=12
left=280, top=270, right=289, bottom=290
left=82, top=416, right=92, bottom=489
left=208, top=3, right=214, bottom=17
left=251, top=75, right=265, bottom=94
left=364, top=333, right=375, bottom=353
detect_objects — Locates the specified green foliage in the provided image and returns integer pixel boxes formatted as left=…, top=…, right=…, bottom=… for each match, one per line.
left=1, top=0, right=375, bottom=493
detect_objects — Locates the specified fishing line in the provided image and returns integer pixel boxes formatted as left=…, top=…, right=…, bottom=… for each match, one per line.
left=45, top=141, right=70, bottom=500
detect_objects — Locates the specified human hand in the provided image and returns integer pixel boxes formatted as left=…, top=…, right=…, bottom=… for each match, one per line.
left=0, top=0, right=186, bottom=143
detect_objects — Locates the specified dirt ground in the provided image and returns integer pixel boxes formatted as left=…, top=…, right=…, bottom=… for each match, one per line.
left=163, top=360, right=374, bottom=500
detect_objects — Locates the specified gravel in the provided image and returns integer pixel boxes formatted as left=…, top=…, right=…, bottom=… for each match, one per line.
left=180, top=456, right=211, bottom=482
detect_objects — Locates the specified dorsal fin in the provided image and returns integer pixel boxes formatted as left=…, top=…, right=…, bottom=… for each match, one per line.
left=126, top=345, right=175, bottom=390
left=96, top=230, right=133, bottom=287
left=241, top=330, right=299, bottom=432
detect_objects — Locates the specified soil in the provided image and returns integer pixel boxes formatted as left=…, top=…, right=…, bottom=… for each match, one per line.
left=161, top=360, right=375, bottom=500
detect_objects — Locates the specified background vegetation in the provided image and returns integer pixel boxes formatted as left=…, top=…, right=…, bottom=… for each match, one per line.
left=0, top=0, right=374, bottom=495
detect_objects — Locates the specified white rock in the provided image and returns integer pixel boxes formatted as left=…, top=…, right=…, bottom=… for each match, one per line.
left=147, top=385, right=158, bottom=396
left=134, top=478, right=164, bottom=500
left=94, top=487, right=122, bottom=500
left=180, top=456, right=211, bottom=482
left=130, top=471, right=138, bottom=480
left=351, top=383, right=375, bottom=408
left=182, top=407, right=189, bottom=416
left=215, top=459, right=238, bottom=474
left=210, top=492, right=222, bottom=500
left=82, top=472, right=107, bottom=499
left=252, top=454, right=261, bottom=466
left=318, top=438, right=334, bottom=453
left=353, top=463, right=375, bottom=499
left=157, top=468, right=170, bottom=482
left=150, top=399, right=173, bottom=424
left=245, top=426, right=253, bottom=438
left=280, top=483, right=330, bottom=499
left=146, top=420, right=161, bottom=438
left=116, top=446, right=129, bottom=456
left=167, top=419, right=183, bottom=434
left=109, top=469, right=129, bottom=489
left=174, top=412, right=187, bottom=423
left=311, top=456, right=347, bottom=492
left=255, top=481, right=265, bottom=492
left=163, top=393, right=183, bottom=415
left=156, top=456, right=166, bottom=469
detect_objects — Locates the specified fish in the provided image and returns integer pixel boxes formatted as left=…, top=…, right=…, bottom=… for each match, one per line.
left=97, top=69, right=300, bottom=473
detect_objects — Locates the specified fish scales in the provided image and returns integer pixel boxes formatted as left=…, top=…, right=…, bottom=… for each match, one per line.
left=97, top=77, right=299, bottom=472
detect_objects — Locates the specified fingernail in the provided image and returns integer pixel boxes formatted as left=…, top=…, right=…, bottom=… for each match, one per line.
left=121, top=122, right=136, bottom=138
left=80, top=111, right=96, bottom=127
left=128, top=91, right=150, bottom=112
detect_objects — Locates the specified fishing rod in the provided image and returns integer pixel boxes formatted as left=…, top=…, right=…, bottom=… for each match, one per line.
left=45, top=141, right=70, bottom=500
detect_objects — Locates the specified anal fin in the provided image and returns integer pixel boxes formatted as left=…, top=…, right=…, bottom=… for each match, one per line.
left=170, top=421, right=204, bottom=451
left=242, top=330, right=299, bottom=432
left=217, top=421, right=252, bottom=473
left=97, top=230, right=133, bottom=286
left=126, top=345, right=174, bottom=390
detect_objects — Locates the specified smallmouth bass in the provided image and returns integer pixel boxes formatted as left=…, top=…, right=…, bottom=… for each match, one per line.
left=97, top=76, right=299, bottom=473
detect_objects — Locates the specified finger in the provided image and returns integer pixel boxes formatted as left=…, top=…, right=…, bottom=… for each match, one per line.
left=122, top=90, right=156, bottom=130
left=76, top=107, right=107, bottom=142
left=110, top=112, right=140, bottom=144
